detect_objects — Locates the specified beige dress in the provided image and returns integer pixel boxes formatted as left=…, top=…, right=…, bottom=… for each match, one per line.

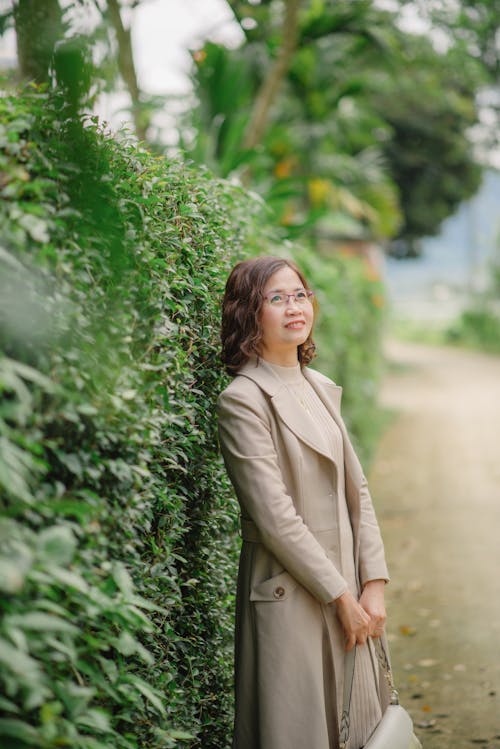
left=265, top=360, right=382, bottom=748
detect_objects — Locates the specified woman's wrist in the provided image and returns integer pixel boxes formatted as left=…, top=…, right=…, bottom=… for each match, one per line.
left=362, top=578, right=386, bottom=591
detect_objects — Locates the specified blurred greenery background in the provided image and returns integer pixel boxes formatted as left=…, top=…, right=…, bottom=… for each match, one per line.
left=0, top=1, right=499, bottom=747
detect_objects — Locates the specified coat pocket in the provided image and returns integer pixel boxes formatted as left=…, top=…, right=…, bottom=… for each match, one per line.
left=249, top=569, right=298, bottom=602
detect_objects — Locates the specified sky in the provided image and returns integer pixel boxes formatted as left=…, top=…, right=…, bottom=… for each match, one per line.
left=132, top=0, right=242, bottom=96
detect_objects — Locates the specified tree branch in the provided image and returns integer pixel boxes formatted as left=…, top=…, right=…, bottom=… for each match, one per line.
left=242, top=0, right=301, bottom=151
left=106, top=0, right=148, bottom=142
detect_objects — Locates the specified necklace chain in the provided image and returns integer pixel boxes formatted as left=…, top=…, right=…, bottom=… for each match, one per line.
left=289, top=378, right=310, bottom=413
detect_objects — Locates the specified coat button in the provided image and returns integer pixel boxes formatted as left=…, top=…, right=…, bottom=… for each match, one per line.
left=273, top=586, right=286, bottom=599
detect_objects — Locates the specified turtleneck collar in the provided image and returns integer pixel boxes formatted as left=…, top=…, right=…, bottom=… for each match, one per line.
left=260, top=358, right=303, bottom=385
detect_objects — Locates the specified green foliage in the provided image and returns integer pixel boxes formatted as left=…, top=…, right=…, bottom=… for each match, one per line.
left=183, top=0, right=483, bottom=245
left=371, top=33, right=484, bottom=240
left=183, top=42, right=257, bottom=175
left=183, top=30, right=403, bottom=242
left=446, top=244, right=500, bottom=353
left=0, top=84, right=265, bottom=748
left=447, top=307, right=500, bottom=352
left=400, top=0, right=500, bottom=83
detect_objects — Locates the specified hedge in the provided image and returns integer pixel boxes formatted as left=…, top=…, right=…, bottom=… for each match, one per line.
left=0, top=84, right=260, bottom=749
left=0, top=84, right=385, bottom=749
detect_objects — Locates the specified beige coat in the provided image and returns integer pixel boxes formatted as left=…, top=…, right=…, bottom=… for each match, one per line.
left=217, top=358, right=389, bottom=749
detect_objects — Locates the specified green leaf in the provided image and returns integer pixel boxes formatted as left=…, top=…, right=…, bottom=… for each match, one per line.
left=0, top=637, right=41, bottom=679
left=54, top=683, right=94, bottom=717
left=0, top=539, right=33, bottom=593
left=113, top=631, right=154, bottom=666
left=125, top=676, right=166, bottom=716
left=0, top=697, right=20, bottom=715
left=0, top=356, right=55, bottom=394
left=168, top=729, right=196, bottom=740
left=56, top=452, right=84, bottom=479
left=76, top=708, right=112, bottom=733
left=18, top=213, right=51, bottom=243
left=6, top=612, right=78, bottom=634
left=0, top=436, right=38, bottom=504
left=76, top=403, right=99, bottom=416
left=0, top=719, right=41, bottom=745
left=0, top=558, right=27, bottom=593
left=46, top=566, right=89, bottom=594
left=111, top=562, right=134, bottom=597
left=129, top=594, right=168, bottom=615
left=37, top=526, right=77, bottom=566
left=48, top=499, right=95, bottom=521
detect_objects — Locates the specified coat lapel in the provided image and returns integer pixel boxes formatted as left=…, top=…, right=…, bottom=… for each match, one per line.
left=237, top=359, right=343, bottom=465
left=304, top=367, right=364, bottom=491
left=302, top=367, right=342, bottom=421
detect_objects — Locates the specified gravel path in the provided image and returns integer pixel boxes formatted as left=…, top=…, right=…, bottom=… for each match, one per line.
left=369, top=339, right=500, bottom=749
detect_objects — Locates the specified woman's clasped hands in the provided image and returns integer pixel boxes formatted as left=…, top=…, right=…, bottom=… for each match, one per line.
left=333, top=579, right=386, bottom=652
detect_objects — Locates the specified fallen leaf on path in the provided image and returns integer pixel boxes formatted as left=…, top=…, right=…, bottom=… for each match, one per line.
left=416, top=719, right=437, bottom=729
left=418, top=658, right=439, bottom=667
left=417, top=608, right=431, bottom=617
left=400, top=625, right=417, bottom=636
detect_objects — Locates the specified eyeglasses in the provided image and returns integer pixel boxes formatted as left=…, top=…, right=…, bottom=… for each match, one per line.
left=263, top=290, right=314, bottom=307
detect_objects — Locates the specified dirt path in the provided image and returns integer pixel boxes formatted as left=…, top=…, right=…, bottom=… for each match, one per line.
left=369, top=339, right=500, bottom=749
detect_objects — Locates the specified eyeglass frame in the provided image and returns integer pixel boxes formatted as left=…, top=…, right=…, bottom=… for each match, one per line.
left=262, top=289, right=315, bottom=306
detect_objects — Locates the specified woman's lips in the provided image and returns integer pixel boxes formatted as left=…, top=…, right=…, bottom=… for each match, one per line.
left=285, top=320, right=305, bottom=329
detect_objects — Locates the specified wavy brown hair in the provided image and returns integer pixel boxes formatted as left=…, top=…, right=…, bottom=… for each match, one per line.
left=221, top=256, right=317, bottom=375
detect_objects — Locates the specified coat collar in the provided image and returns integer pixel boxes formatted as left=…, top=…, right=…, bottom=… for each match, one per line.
left=236, top=357, right=344, bottom=464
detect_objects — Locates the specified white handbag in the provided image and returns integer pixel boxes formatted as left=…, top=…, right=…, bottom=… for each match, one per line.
left=339, top=638, right=422, bottom=749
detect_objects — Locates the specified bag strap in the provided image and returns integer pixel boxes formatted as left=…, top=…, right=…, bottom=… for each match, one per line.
left=339, top=645, right=356, bottom=749
left=373, top=637, right=400, bottom=706
left=339, top=638, right=400, bottom=749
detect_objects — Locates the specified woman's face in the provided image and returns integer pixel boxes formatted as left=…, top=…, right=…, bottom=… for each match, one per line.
left=259, top=265, right=314, bottom=364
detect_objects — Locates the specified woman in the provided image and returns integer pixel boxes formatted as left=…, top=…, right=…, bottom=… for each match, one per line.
left=217, top=256, right=390, bottom=749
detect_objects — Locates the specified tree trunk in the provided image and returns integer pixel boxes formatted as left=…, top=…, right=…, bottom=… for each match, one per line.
left=242, top=0, right=302, bottom=151
left=13, top=0, right=63, bottom=83
left=106, top=0, right=148, bottom=143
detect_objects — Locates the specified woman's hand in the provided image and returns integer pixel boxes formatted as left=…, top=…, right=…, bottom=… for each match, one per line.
left=359, top=579, right=386, bottom=638
left=334, top=590, right=371, bottom=652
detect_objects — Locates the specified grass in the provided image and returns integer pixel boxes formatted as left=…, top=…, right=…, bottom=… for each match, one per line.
left=387, top=317, right=450, bottom=346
